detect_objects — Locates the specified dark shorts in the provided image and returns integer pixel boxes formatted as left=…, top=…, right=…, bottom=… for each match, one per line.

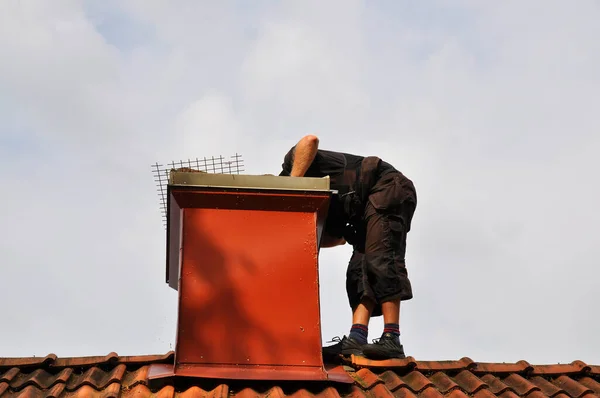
left=345, top=172, right=417, bottom=317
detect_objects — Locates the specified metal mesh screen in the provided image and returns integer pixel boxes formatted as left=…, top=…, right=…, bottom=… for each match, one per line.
left=152, top=154, right=245, bottom=227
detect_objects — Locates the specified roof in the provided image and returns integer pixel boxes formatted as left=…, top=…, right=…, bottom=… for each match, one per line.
left=1, top=352, right=599, bottom=397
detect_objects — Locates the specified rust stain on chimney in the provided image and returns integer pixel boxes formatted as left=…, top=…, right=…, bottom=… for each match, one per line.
left=149, top=172, right=352, bottom=383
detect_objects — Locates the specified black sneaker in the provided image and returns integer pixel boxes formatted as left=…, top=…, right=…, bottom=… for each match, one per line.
left=362, top=333, right=406, bottom=360
left=322, top=336, right=365, bottom=361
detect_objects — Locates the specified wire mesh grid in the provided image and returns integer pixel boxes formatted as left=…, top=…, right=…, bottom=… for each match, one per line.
left=151, top=154, right=244, bottom=227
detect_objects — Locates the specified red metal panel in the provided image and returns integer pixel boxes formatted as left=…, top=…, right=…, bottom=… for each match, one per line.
left=169, top=188, right=333, bottom=380
left=166, top=193, right=182, bottom=290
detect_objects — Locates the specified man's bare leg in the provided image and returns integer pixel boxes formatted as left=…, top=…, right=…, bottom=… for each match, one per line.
left=381, top=299, right=400, bottom=324
left=353, top=298, right=374, bottom=325
left=322, top=298, right=374, bottom=360
left=345, top=298, right=374, bottom=347
left=361, top=298, right=405, bottom=359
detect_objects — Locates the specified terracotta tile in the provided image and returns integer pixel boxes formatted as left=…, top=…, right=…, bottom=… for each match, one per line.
left=45, top=382, right=66, bottom=398
left=115, top=352, right=175, bottom=366
left=443, top=390, right=470, bottom=398
left=261, top=386, right=285, bottom=398
left=99, top=382, right=122, bottom=398
left=320, top=387, right=343, bottom=398
left=453, top=371, right=487, bottom=393
left=479, top=374, right=513, bottom=395
left=552, top=375, right=594, bottom=397
left=9, top=369, right=48, bottom=389
left=156, top=385, right=176, bottom=398
left=125, top=385, right=177, bottom=398
left=206, top=384, right=230, bottom=398
left=496, top=392, right=520, bottom=398
left=11, top=368, right=72, bottom=390
left=528, top=375, right=568, bottom=396
left=289, top=387, right=340, bottom=398
left=530, top=361, right=591, bottom=376
left=8, top=385, right=45, bottom=398
left=579, top=376, right=600, bottom=394
left=502, top=374, right=541, bottom=396
left=121, top=384, right=153, bottom=398
left=416, top=386, right=444, bottom=398
left=0, top=369, right=20, bottom=384
left=412, top=358, right=474, bottom=372
left=428, top=371, right=460, bottom=394
left=177, top=386, right=214, bottom=398
left=66, top=364, right=126, bottom=391
left=471, top=389, right=496, bottom=398
left=288, top=389, right=314, bottom=398
left=62, top=382, right=121, bottom=398
left=0, top=382, right=9, bottom=396
left=121, top=366, right=150, bottom=389
left=343, top=385, right=369, bottom=398
left=377, top=370, right=408, bottom=392
left=351, top=356, right=417, bottom=370
left=389, top=388, right=417, bottom=398
left=352, top=368, right=382, bottom=389
left=471, top=360, right=532, bottom=374
left=400, top=371, right=434, bottom=392
left=52, top=353, right=119, bottom=369
left=0, top=355, right=57, bottom=370
left=522, top=392, right=547, bottom=398
left=588, top=365, right=600, bottom=376
left=366, top=384, right=395, bottom=398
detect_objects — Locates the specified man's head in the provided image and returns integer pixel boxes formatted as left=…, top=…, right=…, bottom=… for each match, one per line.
left=279, top=149, right=294, bottom=176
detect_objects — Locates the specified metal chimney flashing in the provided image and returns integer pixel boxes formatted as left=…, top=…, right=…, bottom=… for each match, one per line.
left=168, top=171, right=331, bottom=192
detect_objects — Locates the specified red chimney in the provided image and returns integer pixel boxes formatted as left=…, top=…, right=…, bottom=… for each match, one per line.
left=149, top=171, right=352, bottom=383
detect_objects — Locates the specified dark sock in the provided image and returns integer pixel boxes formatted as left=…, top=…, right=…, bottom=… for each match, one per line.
left=348, top=324, right=368, bottom=345
left=383, top=323, right=400, bottom=339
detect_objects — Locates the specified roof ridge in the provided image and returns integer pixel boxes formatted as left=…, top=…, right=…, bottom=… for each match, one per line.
left=0, top=352, right=175, bottom=370
left=349, top=356, right=600, bottom=376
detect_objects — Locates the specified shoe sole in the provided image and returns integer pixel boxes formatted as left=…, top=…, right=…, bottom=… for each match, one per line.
left=341, top=347, right=365, bottom=357
left=362, top=348, right=406, bottom=360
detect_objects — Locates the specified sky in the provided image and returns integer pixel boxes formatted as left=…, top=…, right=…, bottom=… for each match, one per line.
left=0, top=0, right=599, bottom=365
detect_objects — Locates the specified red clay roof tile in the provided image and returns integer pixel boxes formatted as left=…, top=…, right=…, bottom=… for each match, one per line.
left=377, top=370, right=407, bottom=392
left=497, top=391, right=521, bottom=398
left=390, top=388, right=417, bottom=398
left=350, top=368, right=381, bottom=389
left=401, top=370, right=435, bottom=392
left=472, top=361, right=533, bottom=374
left=453, top=370, right=488, bottom=393
left=444, top=390, right=471, bottom=398
left=480, top=374, right=514, bottom=395
left=553, top=375, right=595, bottom=397
left=502, top=373, right=542, bottom=395
left=579, top=376, right=600, bottom=394
left=0, top=383, right=8, bottom=397
left=472, top=389, right=498, bottom=398
left=429, top=371, right=461, bottom=394
left=0, top=353, right=598, bottom=397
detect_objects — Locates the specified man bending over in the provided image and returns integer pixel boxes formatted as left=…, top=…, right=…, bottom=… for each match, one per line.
left=279, top=135, right=417, bottom=360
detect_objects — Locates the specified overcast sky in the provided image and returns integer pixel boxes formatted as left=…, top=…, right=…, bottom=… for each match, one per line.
left=1, top=1, right=599, bottom=365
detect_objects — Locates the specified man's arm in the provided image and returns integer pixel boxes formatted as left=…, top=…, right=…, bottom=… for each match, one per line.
left=290, top=135, right=319, bottom=177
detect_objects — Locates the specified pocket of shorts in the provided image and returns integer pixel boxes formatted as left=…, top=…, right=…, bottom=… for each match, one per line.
left=368, top=176, right=402, bottom=210
left=388, top=214, right=407, bottom=260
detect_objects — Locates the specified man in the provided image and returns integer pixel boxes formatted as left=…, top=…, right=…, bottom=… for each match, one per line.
left=279, top=135, right=417, bottom=360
